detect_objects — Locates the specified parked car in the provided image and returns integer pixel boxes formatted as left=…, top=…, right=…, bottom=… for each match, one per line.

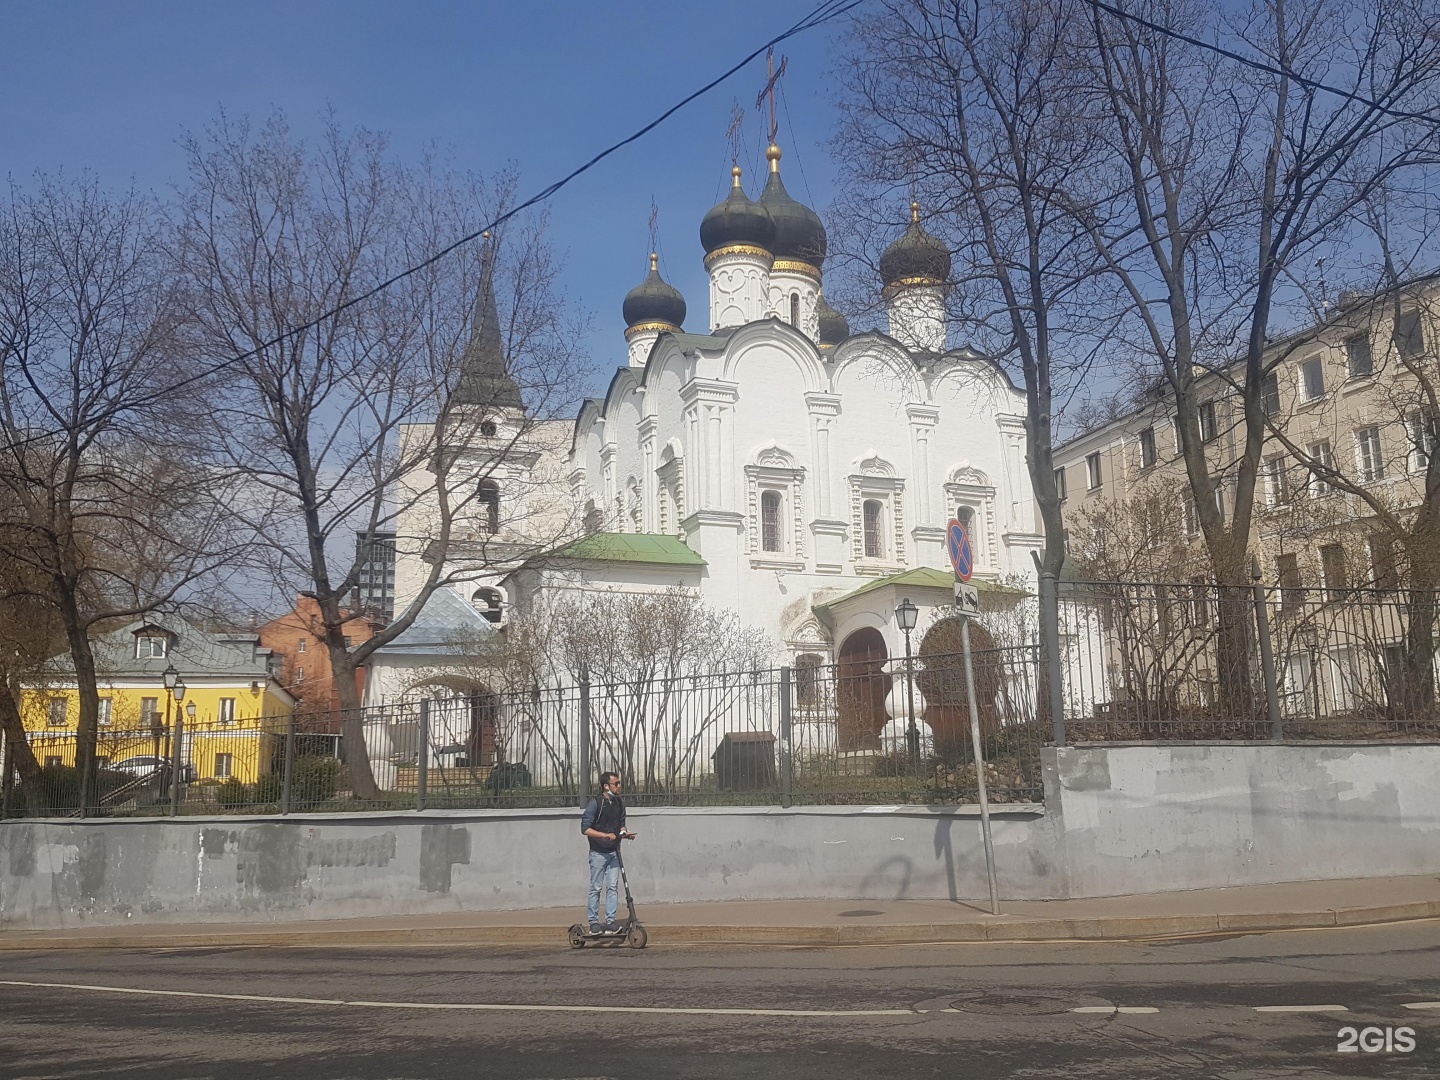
left=112, top=756, right=164, bottom=777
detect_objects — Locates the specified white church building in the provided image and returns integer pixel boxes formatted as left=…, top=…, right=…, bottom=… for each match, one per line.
left=381, top=140, right=1042, bottom=723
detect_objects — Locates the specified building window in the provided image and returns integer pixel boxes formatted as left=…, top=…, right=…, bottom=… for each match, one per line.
left=135, top=635, right=167, bottom=659
left=1394, top=311, right=1424, bottom=358
left=343, top=635, right=352, bottom=647
left=45, top=756, right=63, bottom=769
left=48, top=698, right=68, bottom=726
left=1369, top=534, right=1399, bottom=590
left=1183, top=494, right=1199, bottom=537
left=789, top=293, right=800, bottom=329
left=214, top=753, right=233, bottom=779
left=795, top=653, right=824, bottom=711
left=1276, top=552, right=1305, bottom=610
left=141, top=697, right=160, bottom=725
left=1408, top=411, right=1437, bottom=473
left=480, top=420, right=497, bottom=437
left=1198, top=401, right=1218, bottom=443
left=1346, top=334, right=1373, bottom=378
left=862, top=499, right=884, bottom=558
left=1054, top=466, right=1067, bottom=502
left=472, top=588, right=502, bottom=624
left=1307, top=440, right=1336, bottom=497
left=477, top=479, right=500, bottom=533
left=296, top=666, right=305, bottom=683
left=760, top=490, right=784, bottom=553
left=1139, top=427, right=1157, bottom=469
left=1355, top=426, right=1384, bottom=483
left=1319, top=543, right=1348, bottom=600
left=1301, top=357, right=1326, bottom=401
left=1264, top=454, right=1290, bottom=507
left=1211, top=479, right=1226, bottom=525
left=98, top=698, right=112, bottom=726
left=297, top=638, right=306, bottom=654
left=1085, top=452, right=1102, bottom=491
left=1262, top=372, right=1281, bottom=416
left=218, top=698, right=236, bottom=724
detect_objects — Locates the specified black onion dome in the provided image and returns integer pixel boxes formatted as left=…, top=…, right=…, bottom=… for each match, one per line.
left=623, top=254, right=686, bottom=331
left=700, top=167, right=776, bottom=255
left=758, top=144, right=826, bottom=270
left=816, top=292, right=849, bottom=347
left=880, top=201, right=951, bottom=288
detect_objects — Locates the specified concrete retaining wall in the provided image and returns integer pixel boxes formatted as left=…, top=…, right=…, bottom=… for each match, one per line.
left=2, top=741, right=1437, bottom=929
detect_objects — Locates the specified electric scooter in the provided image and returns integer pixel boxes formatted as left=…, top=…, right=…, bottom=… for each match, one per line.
left=568, top=830, right=648, bottom=949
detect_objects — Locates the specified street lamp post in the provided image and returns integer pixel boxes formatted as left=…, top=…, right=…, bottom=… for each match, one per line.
left=895, top=598, right=919, bottom=765
left=169, top=678, right=188, bottom=816
left=159, top=665, right=179, bottom=798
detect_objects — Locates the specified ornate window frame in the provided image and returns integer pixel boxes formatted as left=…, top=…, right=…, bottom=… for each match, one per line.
left=745, top=445, right=806, bottom=565
left=656, top=444, right=685, bottom=537
left=849, top=454, right=905, bottom=570
left=944, top=465, right=996, bottom=571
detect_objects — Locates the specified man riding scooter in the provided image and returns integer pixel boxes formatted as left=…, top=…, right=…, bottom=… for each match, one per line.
left=580, top=772, right=636, bottom=934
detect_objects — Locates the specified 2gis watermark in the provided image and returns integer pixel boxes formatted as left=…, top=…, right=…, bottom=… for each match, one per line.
left=1336, top=1026, right=1417, bottom=1054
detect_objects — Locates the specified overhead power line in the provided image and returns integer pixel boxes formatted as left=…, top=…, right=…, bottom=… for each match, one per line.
left=8, top=0, right=867, bottom=449
left=1083, top=0, right=1440, bottom=129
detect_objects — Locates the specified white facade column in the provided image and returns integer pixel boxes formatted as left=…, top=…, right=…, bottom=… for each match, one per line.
left=600, top=444, right=617, bottom=526
left=681, top=379, right=739, bottom=511
left=638, top=415, right=658, bottom=532
left=906, top=405, right=940, bottom=524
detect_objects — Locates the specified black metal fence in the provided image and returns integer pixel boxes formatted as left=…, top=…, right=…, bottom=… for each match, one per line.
left=1056, top=580, right=1440, bottom=741
left=1, top=648, right=1046, bottom=817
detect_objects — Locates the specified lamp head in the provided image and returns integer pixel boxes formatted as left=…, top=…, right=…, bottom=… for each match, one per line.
left=185, top=701, right=196, bottom=719
left=172, top=677, right=186, bottom=702
left=896, top=597, right=919, bottom=632
left=162, top=664, right=178, bottom=691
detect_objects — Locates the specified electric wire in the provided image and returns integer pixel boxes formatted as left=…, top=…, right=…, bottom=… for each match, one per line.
left=5, top=0, right=868, bottom=451
left=1083, top=0, right=1440, bottom=129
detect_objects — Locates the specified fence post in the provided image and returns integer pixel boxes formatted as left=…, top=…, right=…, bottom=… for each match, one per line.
left=577, top=666, right=592, bottom=808
left=281, top=712, right=295, bottom=815
left=1252, top=569, right=1284, bottom=740
left=416, top=699, right=429, bottom=813
left=1037, top=562, right=1067, bottom=745
left=169, top=710, right=184, bottom=817
left=1, top=730, right=12, bottom=820
left=779, top=666, right=793, bottom=809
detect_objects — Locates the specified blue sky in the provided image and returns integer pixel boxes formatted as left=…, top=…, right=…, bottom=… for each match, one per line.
left=2, top=1, right=850, bottom=393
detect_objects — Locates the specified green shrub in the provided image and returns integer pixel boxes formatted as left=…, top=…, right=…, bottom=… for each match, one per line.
left=14, top=764, right=133, bottom=813
left=487, top=761, right=532, bottom=792
left=288, top=756, right=340, bottom=803
left=214, top=778, right=253, bottom=807
left=254, top=772, right=283, bottom=804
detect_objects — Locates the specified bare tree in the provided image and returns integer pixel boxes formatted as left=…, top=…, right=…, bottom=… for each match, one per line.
left=174, top=112, right=589, bottom=799
left=0, top=175, right=234, bottom=809
left=1073, top=0, right=1440, bottom=708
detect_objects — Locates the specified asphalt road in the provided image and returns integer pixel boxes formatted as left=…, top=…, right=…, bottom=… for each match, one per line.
left=2, top=921, right=1438, bottom=1079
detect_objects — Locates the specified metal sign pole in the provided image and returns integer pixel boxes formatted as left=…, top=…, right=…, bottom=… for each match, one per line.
left=960, top=613, right=1001, bottom=916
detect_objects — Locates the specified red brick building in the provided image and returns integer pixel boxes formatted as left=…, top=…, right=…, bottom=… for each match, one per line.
left=258, top=597, right=381, bottom=725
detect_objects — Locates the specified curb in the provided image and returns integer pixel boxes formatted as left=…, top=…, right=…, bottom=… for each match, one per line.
left=3, top=901, right=1437, bottom=950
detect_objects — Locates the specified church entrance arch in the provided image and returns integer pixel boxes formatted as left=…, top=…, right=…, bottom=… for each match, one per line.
left=917, top=618, right=1002, bottom=755
left=836, top=628, right=888, bottom=751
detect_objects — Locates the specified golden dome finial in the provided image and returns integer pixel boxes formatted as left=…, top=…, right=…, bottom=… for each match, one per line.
left=649, top=252, right=658, bottom=272
left=767, top=142, right=782, bottom=173
left=731, top=165, right=743, bottom=188
left=910, top=201, right=921, bottom=223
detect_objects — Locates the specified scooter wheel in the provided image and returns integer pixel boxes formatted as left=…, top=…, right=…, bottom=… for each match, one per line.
left=567, top=924, right=586, bottom=949
left=627, top=923, right=648, bottom=949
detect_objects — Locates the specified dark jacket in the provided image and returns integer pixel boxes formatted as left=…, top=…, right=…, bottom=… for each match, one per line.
left=581, top=791, right=626, bottom=853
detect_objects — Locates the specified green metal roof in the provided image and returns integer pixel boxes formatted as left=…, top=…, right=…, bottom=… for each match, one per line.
left=547, top=532, right=706, bottom=566
left=812, top=567, right=1027, bottom=619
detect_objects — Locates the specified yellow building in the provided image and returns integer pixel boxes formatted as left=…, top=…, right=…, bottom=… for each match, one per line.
left=21, top=619, right=295, bottom=785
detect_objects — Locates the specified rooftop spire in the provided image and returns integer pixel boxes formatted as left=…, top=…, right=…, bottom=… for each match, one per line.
left=455, top=230, right=523, bottom=410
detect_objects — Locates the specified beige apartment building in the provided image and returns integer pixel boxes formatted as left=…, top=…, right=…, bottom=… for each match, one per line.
left=1052, top=279, right=1439, bottom=592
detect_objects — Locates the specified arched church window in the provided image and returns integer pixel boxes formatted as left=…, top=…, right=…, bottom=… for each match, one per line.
left=583, top=499, right=603, bottom=535
left=471, top=588, right=502, bottom=624
left=477, top=479, right=500, bottom=533
left=480, top=420, right=497, bottom=437
left=795, top=652, right=824, bottom=710
left=761, top=490, right=783, bottom=552
left=789, top=293, right=800, bottom=328
left=956, top=505, right=980, bottom=564
left=863, top=499, right=884, bottom=559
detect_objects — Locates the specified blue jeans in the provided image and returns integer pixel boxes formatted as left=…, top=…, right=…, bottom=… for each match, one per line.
left=587, top=849, right=620, bottom=926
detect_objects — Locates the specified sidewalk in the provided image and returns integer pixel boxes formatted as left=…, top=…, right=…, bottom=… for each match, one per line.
left=3, top=875, right=1438, bottom=949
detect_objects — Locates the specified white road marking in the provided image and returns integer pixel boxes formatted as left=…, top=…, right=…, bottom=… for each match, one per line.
left=1253, top=1004, right=1349, bottom=1013
left=1401, top=1001, right=1440, bottom=1010
left=0, top=979, right=910, bottom=1018
left=1072, top=1006, right=1160, bottom=1014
